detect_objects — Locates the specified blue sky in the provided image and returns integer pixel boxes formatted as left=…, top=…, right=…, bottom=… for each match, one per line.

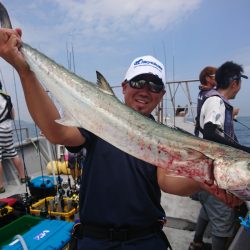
left=0, top=0, right=250, bottom=121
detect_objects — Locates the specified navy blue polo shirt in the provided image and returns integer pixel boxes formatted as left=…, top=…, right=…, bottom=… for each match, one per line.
left=68, top=127, right=165, bottom=228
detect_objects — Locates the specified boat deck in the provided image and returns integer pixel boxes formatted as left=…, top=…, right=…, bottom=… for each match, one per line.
left=1, top=173, right=211, bottom=249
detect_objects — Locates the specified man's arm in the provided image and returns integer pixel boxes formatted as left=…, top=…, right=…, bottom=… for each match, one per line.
left=201, top=96, right=250, bottom=153
left=157, top=168, right=201, bottom=196
left=0, top=28, right=85, bottom=146
left=203, top=122, right=250, bottom=153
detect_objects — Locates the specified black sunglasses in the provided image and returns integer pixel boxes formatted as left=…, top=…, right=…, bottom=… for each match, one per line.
left=128, top=79, right=164, bottom=93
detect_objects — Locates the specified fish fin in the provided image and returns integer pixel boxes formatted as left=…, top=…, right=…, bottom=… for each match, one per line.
left=183, top=147, right=210, bottom=160
left=96, top=71, right=115, bottom=95
left=55, top=117, right=80, bottom=127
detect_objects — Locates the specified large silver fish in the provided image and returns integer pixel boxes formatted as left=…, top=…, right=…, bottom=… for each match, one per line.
left=1, top=2, right=250, bottom=198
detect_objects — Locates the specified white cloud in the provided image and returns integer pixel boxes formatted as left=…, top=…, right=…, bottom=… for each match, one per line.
left=51, top=0, right=202, bottom=36
left=2, top=0, right=201, bottom=58
left=0, top=0, right=202, bottom=56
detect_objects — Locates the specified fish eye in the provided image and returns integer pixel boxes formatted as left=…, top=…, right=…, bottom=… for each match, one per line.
left=247, top=162, right=250, bottom=171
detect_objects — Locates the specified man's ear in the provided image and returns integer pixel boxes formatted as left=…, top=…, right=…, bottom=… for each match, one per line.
left=231, top=79, right=239, bottom=89
left=122, top=81, right=127, bottom=94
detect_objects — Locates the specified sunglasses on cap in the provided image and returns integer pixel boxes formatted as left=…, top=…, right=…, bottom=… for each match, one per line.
left=230, top=74, right=248, bottom=81
left=127, top=79, right=165, bottom=93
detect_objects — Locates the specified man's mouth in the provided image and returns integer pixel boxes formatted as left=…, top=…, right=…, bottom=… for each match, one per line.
left=135, top=98, right=149, bottom=104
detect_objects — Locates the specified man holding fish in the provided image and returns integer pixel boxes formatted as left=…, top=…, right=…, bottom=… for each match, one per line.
left=0, top=25, right=244, bottom=250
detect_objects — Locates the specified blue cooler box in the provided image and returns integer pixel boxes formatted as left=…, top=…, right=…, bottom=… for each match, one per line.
left=2, top=219, right=74, bottom=250
left=29, top=176, right=58, bottom=199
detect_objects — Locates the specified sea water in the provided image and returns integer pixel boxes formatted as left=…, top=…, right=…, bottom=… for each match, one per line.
left=13, top=117, right=250, bottom=146
left=234, top=116, right=250, bottom=147
left=13, top=120, right=40, bottom=142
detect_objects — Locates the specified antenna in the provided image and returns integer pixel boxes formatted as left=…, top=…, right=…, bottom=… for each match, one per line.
left=66, top=42, right=76, bottom=73
left=71, top=43, right=76, bottom=73
left=66, top=42, right=71, bottom=71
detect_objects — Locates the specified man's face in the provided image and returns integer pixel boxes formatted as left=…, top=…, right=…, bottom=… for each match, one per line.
left=207, top=74, right=217, bottom=88
left=230, top=80, right=241, bottom=99
left=122, top=74, right=165, bottom=116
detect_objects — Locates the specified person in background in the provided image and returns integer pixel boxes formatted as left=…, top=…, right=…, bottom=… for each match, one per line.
left=0, top=27, right=241, bottom=249
left=194, top=66, right=217, bottom=137
left=194, top=66, right=240, bottom=137
left=0, top=80, right=27, bottom=193
left=190, top=66, right=217, bottom=249
left=189, top=61, right=250, bottom=250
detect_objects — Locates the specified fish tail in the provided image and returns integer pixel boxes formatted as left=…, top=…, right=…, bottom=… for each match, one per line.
left=0, top=2, right=13, bottom=29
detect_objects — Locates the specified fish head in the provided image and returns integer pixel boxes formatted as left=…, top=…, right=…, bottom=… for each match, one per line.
left=214, top=157, right=250, bottom=190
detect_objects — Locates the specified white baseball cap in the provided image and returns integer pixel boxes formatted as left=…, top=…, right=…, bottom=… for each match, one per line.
left=124, top=55, right=166, bottom=84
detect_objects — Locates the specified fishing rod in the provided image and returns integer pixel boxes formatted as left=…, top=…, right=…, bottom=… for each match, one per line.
left=216, top=127, right=248, bottom=148
left=233, top=118, right=250, bottom=130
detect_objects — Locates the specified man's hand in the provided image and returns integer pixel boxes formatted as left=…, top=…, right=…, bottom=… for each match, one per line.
left=0, top=28, right=29, bottom=74
left=233, top=107, right=240, bottom=118
left=200, top=182, right=243, bottom=208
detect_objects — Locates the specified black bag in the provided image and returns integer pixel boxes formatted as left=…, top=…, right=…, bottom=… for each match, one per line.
left=0, top=201, right=8, bottom=208
left=0, top=201, right=14, bottom=228
left=8, top=193, right=32, bottom=215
